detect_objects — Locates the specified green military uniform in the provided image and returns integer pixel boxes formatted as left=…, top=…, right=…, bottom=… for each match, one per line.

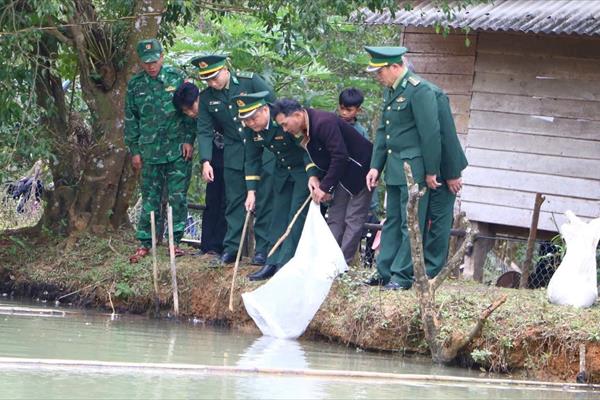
left=236, top=92, right=319, bottom=267
left=194, top=55, right=275, bottom=258
left=124, top=39, right=194, bottom=248
left=366, top=46, right=441, bottom=288
left=423, top=87, right=468, bottom=277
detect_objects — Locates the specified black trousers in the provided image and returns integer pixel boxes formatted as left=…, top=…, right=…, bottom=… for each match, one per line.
left=200, top=145, right=226, bottom=254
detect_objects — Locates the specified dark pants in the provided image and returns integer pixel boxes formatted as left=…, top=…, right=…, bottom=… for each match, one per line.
left=200, top=147, right=226, bottom=254
left=423, top=183, right=456, bottom=278
left=376, top=183, right=429, bottom=287
left=327, top=185, right=372, bottom=264
left=267, top=172, right=309, bottom=266
left=253, top=168, right=274, bottom=254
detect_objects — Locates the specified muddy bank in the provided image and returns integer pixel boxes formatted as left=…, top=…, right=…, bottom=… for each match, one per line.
left=1, top=231, right=599, bottom=384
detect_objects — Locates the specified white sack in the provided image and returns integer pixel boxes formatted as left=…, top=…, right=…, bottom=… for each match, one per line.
left=242, top=202, right=348, bottom=339
left=547, top=211, right=600, bottom=308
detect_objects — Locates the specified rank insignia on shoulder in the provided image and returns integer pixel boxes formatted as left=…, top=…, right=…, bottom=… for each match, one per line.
left=253, top=134, right=264, bottom=141
left=236, top=71, right=254, bottom=79
left=209, top=100, right=221, bottom=105
left=396, top=96, right=406, bottom=103
left=408, top=76, right=421, bottom=86
left=274, top=135, right=284, bottom=140
left=165, top=86, right=176, bottom=92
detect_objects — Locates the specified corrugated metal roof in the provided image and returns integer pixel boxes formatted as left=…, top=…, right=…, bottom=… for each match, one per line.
left=362, top=0, right=600, bottom=36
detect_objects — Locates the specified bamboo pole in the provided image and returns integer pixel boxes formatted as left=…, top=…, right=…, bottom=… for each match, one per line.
left=228, top=210, right=252, bottom=311
left=267, top=195, right=311, bottom=258
left=150, top=211, right=160, bottom=315
left=0, top=357, right=597, bottom=391
left=167, top=205, right=179, bottom=317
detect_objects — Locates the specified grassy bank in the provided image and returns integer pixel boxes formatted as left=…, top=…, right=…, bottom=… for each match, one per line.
left=0, top=230, right=599, bottom=383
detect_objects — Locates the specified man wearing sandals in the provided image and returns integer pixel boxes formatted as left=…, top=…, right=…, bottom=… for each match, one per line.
left=124, top=39, right=195, bottom=263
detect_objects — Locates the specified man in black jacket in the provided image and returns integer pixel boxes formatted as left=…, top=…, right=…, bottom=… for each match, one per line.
left=272, top=99, right=373, bottom=264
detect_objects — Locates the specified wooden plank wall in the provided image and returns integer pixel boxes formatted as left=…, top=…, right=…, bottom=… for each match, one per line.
left=401, top=27, right=477, bottom=147
left=461, top=32, right=600, bottom=232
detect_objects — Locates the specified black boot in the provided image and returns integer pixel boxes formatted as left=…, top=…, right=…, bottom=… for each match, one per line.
left=248, top=264, right=279, bottom=281
left=250, top=252, right=266, bottom=266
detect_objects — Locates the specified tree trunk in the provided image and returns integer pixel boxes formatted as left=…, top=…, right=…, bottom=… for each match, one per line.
left=39, top=0, right=165, bottom=236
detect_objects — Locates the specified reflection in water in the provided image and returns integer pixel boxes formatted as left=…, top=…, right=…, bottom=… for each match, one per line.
left=235, top=336, right=324, bottom=400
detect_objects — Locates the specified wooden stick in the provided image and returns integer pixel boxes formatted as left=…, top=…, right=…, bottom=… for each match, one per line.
left=150, top=211, right=160, bottom=315
left=228, top=210, right=252, bottom=311
left=1, top=357, right=598, bottom=391
left=520, top=193, right=545, bottom=288
left=267, top=195, right=311, bottom=258
left=167, top=204, right=179, bottom=317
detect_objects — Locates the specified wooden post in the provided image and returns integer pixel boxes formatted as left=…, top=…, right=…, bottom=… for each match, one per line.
left=519, top=193, right=545, bottom=289
left=463, top=222, right=493, bottom=282
left=150, top=211, right=160, bottom=315
left=167, top=204, right=179, bottom=317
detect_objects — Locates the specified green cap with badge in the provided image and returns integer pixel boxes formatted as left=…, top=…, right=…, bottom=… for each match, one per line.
left=364, top=46, right=408, bottom=72
left=136, top=39, right=163, bottom=63
left=233, top=91, right=270, bottom=119
left=190, top=54, right=228, bottom=80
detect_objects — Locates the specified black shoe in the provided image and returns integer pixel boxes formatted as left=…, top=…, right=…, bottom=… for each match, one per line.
left=220, top=252, right=236, bottom=264
left=382, top=281, right=410, bottom=291
left=251, top=252, right=266, bottom=266
left=363, top=276, right=385, bottom=286
left=248, top=264, right=280, bottom=281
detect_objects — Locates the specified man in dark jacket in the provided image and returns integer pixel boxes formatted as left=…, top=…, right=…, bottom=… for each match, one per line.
left=272, top=99, right=373, bottom=264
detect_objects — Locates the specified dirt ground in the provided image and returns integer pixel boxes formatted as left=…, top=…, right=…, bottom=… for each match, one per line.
left=1, top=230, right=599, bottom=384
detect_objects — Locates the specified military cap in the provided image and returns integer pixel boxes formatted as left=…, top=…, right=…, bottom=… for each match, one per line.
left=190, top=54, right=228, bottom=80
left=233, top=91, right=270, bottom=119
left=136, top=39, right=163, bottom=63
left=364, top=46, right=408, bottom=72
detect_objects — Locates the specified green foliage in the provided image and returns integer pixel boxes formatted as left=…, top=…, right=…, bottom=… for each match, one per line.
left=167, top=13, right=399, bottom=135
left=470, top=348, right=492, bottom=364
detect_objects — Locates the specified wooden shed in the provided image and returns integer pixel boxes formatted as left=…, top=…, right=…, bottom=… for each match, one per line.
left=364, top=0, right=600, bottom=270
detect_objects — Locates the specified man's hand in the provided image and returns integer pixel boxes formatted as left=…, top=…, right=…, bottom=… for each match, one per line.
left=202, top=161, right=214, bottom=182
left=366, top=168, right=379, bottom=192
left=426, top=174, right=442, bottom=190
left=446, top=177, right=463, bottom=195
left=307, top=176, right=320, bottom=194
left=131, top=154, right=142, bottom=172
left=182, top=143, right=193, bottom=161
left=245, top=191, right=256, bottom=212
left=311, top=186, right=332, bottom=204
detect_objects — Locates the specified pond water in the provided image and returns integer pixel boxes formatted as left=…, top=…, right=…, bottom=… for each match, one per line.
left=0, top=299, right=596, bottom=399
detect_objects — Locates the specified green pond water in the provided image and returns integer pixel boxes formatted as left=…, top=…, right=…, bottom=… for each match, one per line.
left=0, top=299, right=596, bottom=399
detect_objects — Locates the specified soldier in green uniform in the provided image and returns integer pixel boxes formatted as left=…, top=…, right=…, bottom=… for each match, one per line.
left=124, top=39, right=195, bottom=263
left=423, top=87, right=468, bottom=278
left=193, top=55, right=275, bottom=265
left=364, top=46, right=441, bottom=290
left=234, top=92, right=318, bottom=280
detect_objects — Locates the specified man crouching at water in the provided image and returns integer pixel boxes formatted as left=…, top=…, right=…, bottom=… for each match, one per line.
left=272, top=99, right=373, bottom=265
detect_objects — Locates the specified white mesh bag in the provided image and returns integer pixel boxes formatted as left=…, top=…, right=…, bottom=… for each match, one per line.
left=547, top=211, right=600, bottom=308
left=242, top=202, right=348, bottom=338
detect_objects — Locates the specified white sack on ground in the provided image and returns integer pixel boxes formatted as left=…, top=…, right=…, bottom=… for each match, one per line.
left=547, top=211, right=600, bottom=308
left=242, top=202, right=348, bottom=339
